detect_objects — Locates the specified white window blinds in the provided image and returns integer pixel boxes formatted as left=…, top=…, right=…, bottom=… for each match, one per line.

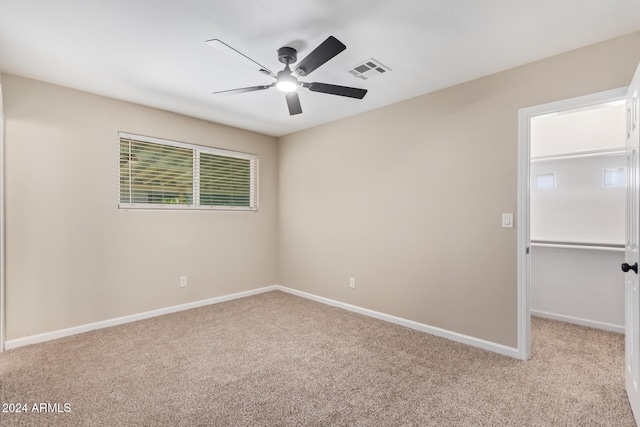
left=119, top=133, right=257, bottom=211
left=199, top=153, right=252, bottom=207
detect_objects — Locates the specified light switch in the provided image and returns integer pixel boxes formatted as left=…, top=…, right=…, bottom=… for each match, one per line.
left=502, top=213, right=514, bottom=228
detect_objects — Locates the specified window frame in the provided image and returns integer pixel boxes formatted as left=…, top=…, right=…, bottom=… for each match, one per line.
left=118, top=132, right=258, bottom=211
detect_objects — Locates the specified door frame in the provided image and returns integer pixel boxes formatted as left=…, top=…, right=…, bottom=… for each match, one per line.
left=0, top=82, right=4, bottom=352
left=516, top=87, right=627, bottom=360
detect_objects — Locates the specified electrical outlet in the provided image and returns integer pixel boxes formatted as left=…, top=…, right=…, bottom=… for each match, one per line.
left=180, top=276, right=188, bottom=287
left=349, top=277, right=356, bottom=289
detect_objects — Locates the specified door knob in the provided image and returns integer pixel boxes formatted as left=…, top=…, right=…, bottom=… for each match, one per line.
left=622, top=262, right=638, bottom=274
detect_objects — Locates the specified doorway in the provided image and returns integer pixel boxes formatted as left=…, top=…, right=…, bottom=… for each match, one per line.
left=517, top=87, right=627, bottom=360
left=530, top=100, right=626, bottom=334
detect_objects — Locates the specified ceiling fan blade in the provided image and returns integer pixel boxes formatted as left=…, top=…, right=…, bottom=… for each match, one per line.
left=294, top=36, right=346, bottom=77
left=286, top=92, right=302, bottom=115
left=206, top=39, right=275, bottom=78
left=303, top=82, right=367, bottom=99
left=212, top=84, right=274, bottom=96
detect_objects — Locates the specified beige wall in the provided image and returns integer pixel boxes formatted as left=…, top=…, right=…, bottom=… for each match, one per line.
left=4, top=31, right=640, bottom=348
left=2, top=74, right=278, bottom=340
left=278, top=31, right=640, bottom=348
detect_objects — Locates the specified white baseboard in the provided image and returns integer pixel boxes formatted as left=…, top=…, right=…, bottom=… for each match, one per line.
left=531, top=309, right=624, bottom=334
left=5, top=284, right=522, bottom=359
left=4, top=285, right=277, bottom=350
left=274, top=285, right=520, bottom=359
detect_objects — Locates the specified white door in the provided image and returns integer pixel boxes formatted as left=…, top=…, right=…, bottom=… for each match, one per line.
left=625, top=63, right=640, bottom=422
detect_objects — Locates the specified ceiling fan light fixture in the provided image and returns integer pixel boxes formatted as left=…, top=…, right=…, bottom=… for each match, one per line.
left=276, top=70, right=298, bottom=93
left=276, top=80, right=298, bottom=92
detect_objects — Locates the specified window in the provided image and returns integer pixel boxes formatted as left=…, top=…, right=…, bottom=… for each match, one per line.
left=119, top=132, right=257, bottom=210
left=604, top=168, right=625, bottom=188
left=534, top=173, right=555, bottom=190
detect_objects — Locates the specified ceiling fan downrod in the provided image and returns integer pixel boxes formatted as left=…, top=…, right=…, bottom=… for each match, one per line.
left=276, top=47, right=299, bottom=93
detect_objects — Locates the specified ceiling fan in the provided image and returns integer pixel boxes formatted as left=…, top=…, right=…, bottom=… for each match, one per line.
left=206, top=36, right=367, bottom=116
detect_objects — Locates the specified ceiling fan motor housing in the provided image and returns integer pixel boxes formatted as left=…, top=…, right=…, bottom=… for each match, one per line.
left=278, top=47, right=297, bottom=65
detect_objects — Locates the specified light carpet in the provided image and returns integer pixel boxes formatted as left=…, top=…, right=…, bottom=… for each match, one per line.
left=0, top=290, right=634, bottom=426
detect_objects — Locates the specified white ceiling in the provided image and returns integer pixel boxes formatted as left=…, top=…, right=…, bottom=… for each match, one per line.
left=1, top=0, right=640, bottom=137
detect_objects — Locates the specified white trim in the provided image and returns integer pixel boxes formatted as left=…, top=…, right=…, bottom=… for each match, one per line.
left=517, top=87, right=628, bottom=362
left=274, top=285, right=520, bottom=359
left=0, top=83, right=4, bottom=352
left=517, top=106, right=532, bottom=360
left=118, top=204, right=258, bottom=212
left=4, top=286, right=277, bottom=350
left=117, top=131, right=257, bottom=161
left=532, top=310, right=624, bottom=334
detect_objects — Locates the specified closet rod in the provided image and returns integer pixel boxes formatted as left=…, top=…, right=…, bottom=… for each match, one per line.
left=530, top=240, right=625, bottom=252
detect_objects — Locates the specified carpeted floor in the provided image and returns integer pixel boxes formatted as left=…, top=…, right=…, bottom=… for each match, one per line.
left=0, top=290, right=634, bottom=426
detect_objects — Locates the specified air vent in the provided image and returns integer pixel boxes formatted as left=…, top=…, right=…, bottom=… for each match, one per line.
left=346, top=59, right=390, bottom=80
